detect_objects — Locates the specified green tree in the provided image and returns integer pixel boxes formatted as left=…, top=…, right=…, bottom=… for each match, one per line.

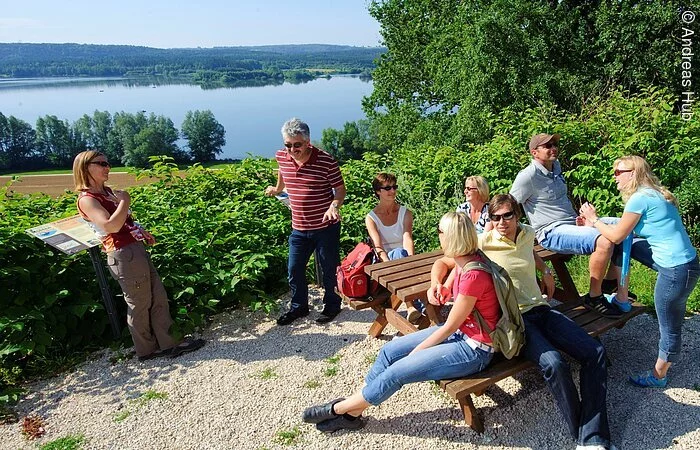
left=73, top=111, right=113, bottom=156
left=181, top=110, right=226, bottom=162
left=0, top=113, right=36, bottom=170
left=35, top=115, right=80, bottom=167
left=120, top=114, right=182, bottom=167
left=366, top=0, right=684, bottom=148
left=320, top=120, right=374, bottom=163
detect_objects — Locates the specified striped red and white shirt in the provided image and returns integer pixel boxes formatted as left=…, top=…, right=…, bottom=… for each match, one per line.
left=276, top=146, right=344, bottom=231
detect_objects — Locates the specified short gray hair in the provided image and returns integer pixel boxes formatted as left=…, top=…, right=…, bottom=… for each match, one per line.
left=281, top=118, right=310, bottom=140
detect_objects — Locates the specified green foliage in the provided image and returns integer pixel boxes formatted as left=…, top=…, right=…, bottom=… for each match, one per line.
left=273, top=426, right=302, bottom=446
left=303, top=379, right=321, bottom=389
left=320, top=120, right=376, bottom=163
left=39, top=434, right=85, bottom=450
left=366, top=0, right=684, bottom=148
left=254, top=367, right=278, bottom=380
left=181, top=110, right=226, bottom=163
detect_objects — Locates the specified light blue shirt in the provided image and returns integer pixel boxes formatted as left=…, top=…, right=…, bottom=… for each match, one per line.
left=625, top=188, right=696, bottom=268
left=510, top=159, right=577, bottom=241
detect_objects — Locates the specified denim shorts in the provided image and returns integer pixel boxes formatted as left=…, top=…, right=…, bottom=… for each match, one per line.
left=539, top=217, right=619, bottom=256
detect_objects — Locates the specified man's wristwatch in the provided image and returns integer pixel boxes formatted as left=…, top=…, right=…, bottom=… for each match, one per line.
left=543, top=268, right=552, bottom=276
left=331, top=202, right=340, bottom=209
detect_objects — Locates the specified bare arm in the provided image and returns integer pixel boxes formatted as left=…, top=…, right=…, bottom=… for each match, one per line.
left=366, top=213, right=389, bottom=262
left=579, top=203, right=641, bottom=244
left=79, top=193, right=130, bottom=234
left=410, top=293, right=477, bottom=353
left=427, top=256, right=456, bottom=304
left=264, top=171, right=285, bottom=197
left=402, top=208, right=415, bottom=255
left=323, top=184, right=346, bottom=222
left=533, top=250, right=555, bottom=299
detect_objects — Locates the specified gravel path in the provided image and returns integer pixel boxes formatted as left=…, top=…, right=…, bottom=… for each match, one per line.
left=2, top=288, right=699, bottom=449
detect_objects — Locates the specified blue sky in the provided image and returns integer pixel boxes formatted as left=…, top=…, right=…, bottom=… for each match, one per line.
left=1, top=1, right=382, bottom=48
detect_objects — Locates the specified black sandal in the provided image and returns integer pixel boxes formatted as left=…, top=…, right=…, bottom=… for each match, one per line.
left=169, top=337, right=206, bottom=358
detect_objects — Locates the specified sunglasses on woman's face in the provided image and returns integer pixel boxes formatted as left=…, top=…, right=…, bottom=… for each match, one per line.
left=465, top=187, right=479, bottom=192
left=90, top=161, right=111, bottom=168
left=614, top=169, right=633, bottom=177
left=489, top=211, right=515, bottom=222
left=284, top=142, right=305, bottom=149
left=437, top=225, right=443, bottom=234
left=378, top=185, right=399, bottom=191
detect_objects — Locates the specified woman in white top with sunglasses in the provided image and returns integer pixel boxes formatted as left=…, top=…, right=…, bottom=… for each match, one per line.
left=366, top=173, right=421, bottom=321
left=366, top=172, right=414, bottom=262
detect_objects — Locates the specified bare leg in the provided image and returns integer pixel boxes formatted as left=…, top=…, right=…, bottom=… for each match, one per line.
left=332, top=392, right=370, bottom=417
left=655, top=359, right=672, bottom=379
left=589, top=236, right=614, bottom=297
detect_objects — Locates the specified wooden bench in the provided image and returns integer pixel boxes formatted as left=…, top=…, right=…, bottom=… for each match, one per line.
left=340, top=247, right=646, bottom=433
left=435, top=299, right=645, bottom=432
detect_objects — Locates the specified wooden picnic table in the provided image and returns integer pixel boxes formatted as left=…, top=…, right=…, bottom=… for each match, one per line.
left=359, top=245, right=579, bottom=337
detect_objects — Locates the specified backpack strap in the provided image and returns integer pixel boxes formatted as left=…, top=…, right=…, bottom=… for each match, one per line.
left=460, top=256, right=495, bottom=336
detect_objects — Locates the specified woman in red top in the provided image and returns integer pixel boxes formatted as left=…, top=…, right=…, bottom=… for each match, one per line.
left=73, top=150, right=204, bottom=362
left=302, top=211, right=499, bottom=433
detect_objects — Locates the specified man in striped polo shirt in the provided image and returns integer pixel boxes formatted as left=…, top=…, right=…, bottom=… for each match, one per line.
left=265, top=118, right=346, bottom=325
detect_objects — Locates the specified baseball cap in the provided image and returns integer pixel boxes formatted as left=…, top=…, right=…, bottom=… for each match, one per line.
left=528, top=133, right=561, bottom=151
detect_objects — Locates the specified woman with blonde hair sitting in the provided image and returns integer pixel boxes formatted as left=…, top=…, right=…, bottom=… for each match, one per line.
left=303, top=211, right=499, bottom=432
left=457, top=175, right=492, bottom=233
left=580, top=155, right=699, bottom=387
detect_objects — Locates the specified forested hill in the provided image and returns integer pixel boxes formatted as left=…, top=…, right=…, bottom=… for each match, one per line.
left=0, top=43, right=385, bottom=79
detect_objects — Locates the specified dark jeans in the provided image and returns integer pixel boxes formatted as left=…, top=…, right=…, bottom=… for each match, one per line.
left=631, top=239, right=700, bottom=363
left=288, top=222, right=341, bottom=313
left=522, top=306, right=610, bottom=448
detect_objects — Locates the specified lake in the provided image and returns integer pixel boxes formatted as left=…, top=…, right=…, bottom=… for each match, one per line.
left=0, top=76, right=374, bottom=160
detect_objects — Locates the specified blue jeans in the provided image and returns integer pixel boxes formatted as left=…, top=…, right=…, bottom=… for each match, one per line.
left=361, top=326, right=493, bottom=405
left=630, top=240, right=700, bottom=363
left=522, top=306, right=610, bottom=447
left=288, top=222, right=341, bottom=313
left=540, top=217, right=619, bottom=256
left=387, top=247, right=409, bottom=260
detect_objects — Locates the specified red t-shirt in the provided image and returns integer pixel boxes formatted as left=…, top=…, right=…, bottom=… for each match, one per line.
left=275, top=146, right=344, bottom=231
left=451, top=257, right=500, bottom=345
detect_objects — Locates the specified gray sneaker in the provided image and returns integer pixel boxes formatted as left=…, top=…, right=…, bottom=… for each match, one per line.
left=316, top=415, right=365, bottom=433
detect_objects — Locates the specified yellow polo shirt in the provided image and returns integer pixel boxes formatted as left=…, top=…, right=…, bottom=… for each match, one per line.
left=478, top=224, right=549, bottom=314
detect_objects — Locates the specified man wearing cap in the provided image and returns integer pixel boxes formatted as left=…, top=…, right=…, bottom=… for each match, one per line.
left=509, top=133, right=624, bottom=318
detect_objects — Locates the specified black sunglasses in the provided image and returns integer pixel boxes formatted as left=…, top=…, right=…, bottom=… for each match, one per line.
left=489, top=211, right=515, bottom=222
left=539, top=142, right=557, bottom=150
left=437, top=225, right=443, bottom=234
left=378, top=185, right=399, bottom=191
left=89, top=161, right=111, bottom=168
left=284, top=142, right=305, bottom=149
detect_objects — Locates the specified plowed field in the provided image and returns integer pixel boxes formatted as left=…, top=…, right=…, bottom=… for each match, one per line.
left=0, top=172, right=153, bottom=196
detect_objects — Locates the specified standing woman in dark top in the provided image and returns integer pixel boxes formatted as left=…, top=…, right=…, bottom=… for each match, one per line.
left=73, top=150, right=205, bottom=361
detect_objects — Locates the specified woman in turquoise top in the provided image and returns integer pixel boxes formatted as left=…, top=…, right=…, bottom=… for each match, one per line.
left=580, top=155, right=699, bottom=388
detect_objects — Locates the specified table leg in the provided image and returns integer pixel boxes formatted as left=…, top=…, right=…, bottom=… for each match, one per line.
left=551, top=258, right=580, bottom=302
left=367, top=305, right=388, bottom=338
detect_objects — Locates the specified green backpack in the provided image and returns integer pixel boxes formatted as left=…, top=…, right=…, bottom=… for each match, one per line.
left=463, top=250, right=526, bottom=359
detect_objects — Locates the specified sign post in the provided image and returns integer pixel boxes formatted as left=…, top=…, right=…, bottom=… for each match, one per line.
left=26, top=215, right=121, bottom=338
